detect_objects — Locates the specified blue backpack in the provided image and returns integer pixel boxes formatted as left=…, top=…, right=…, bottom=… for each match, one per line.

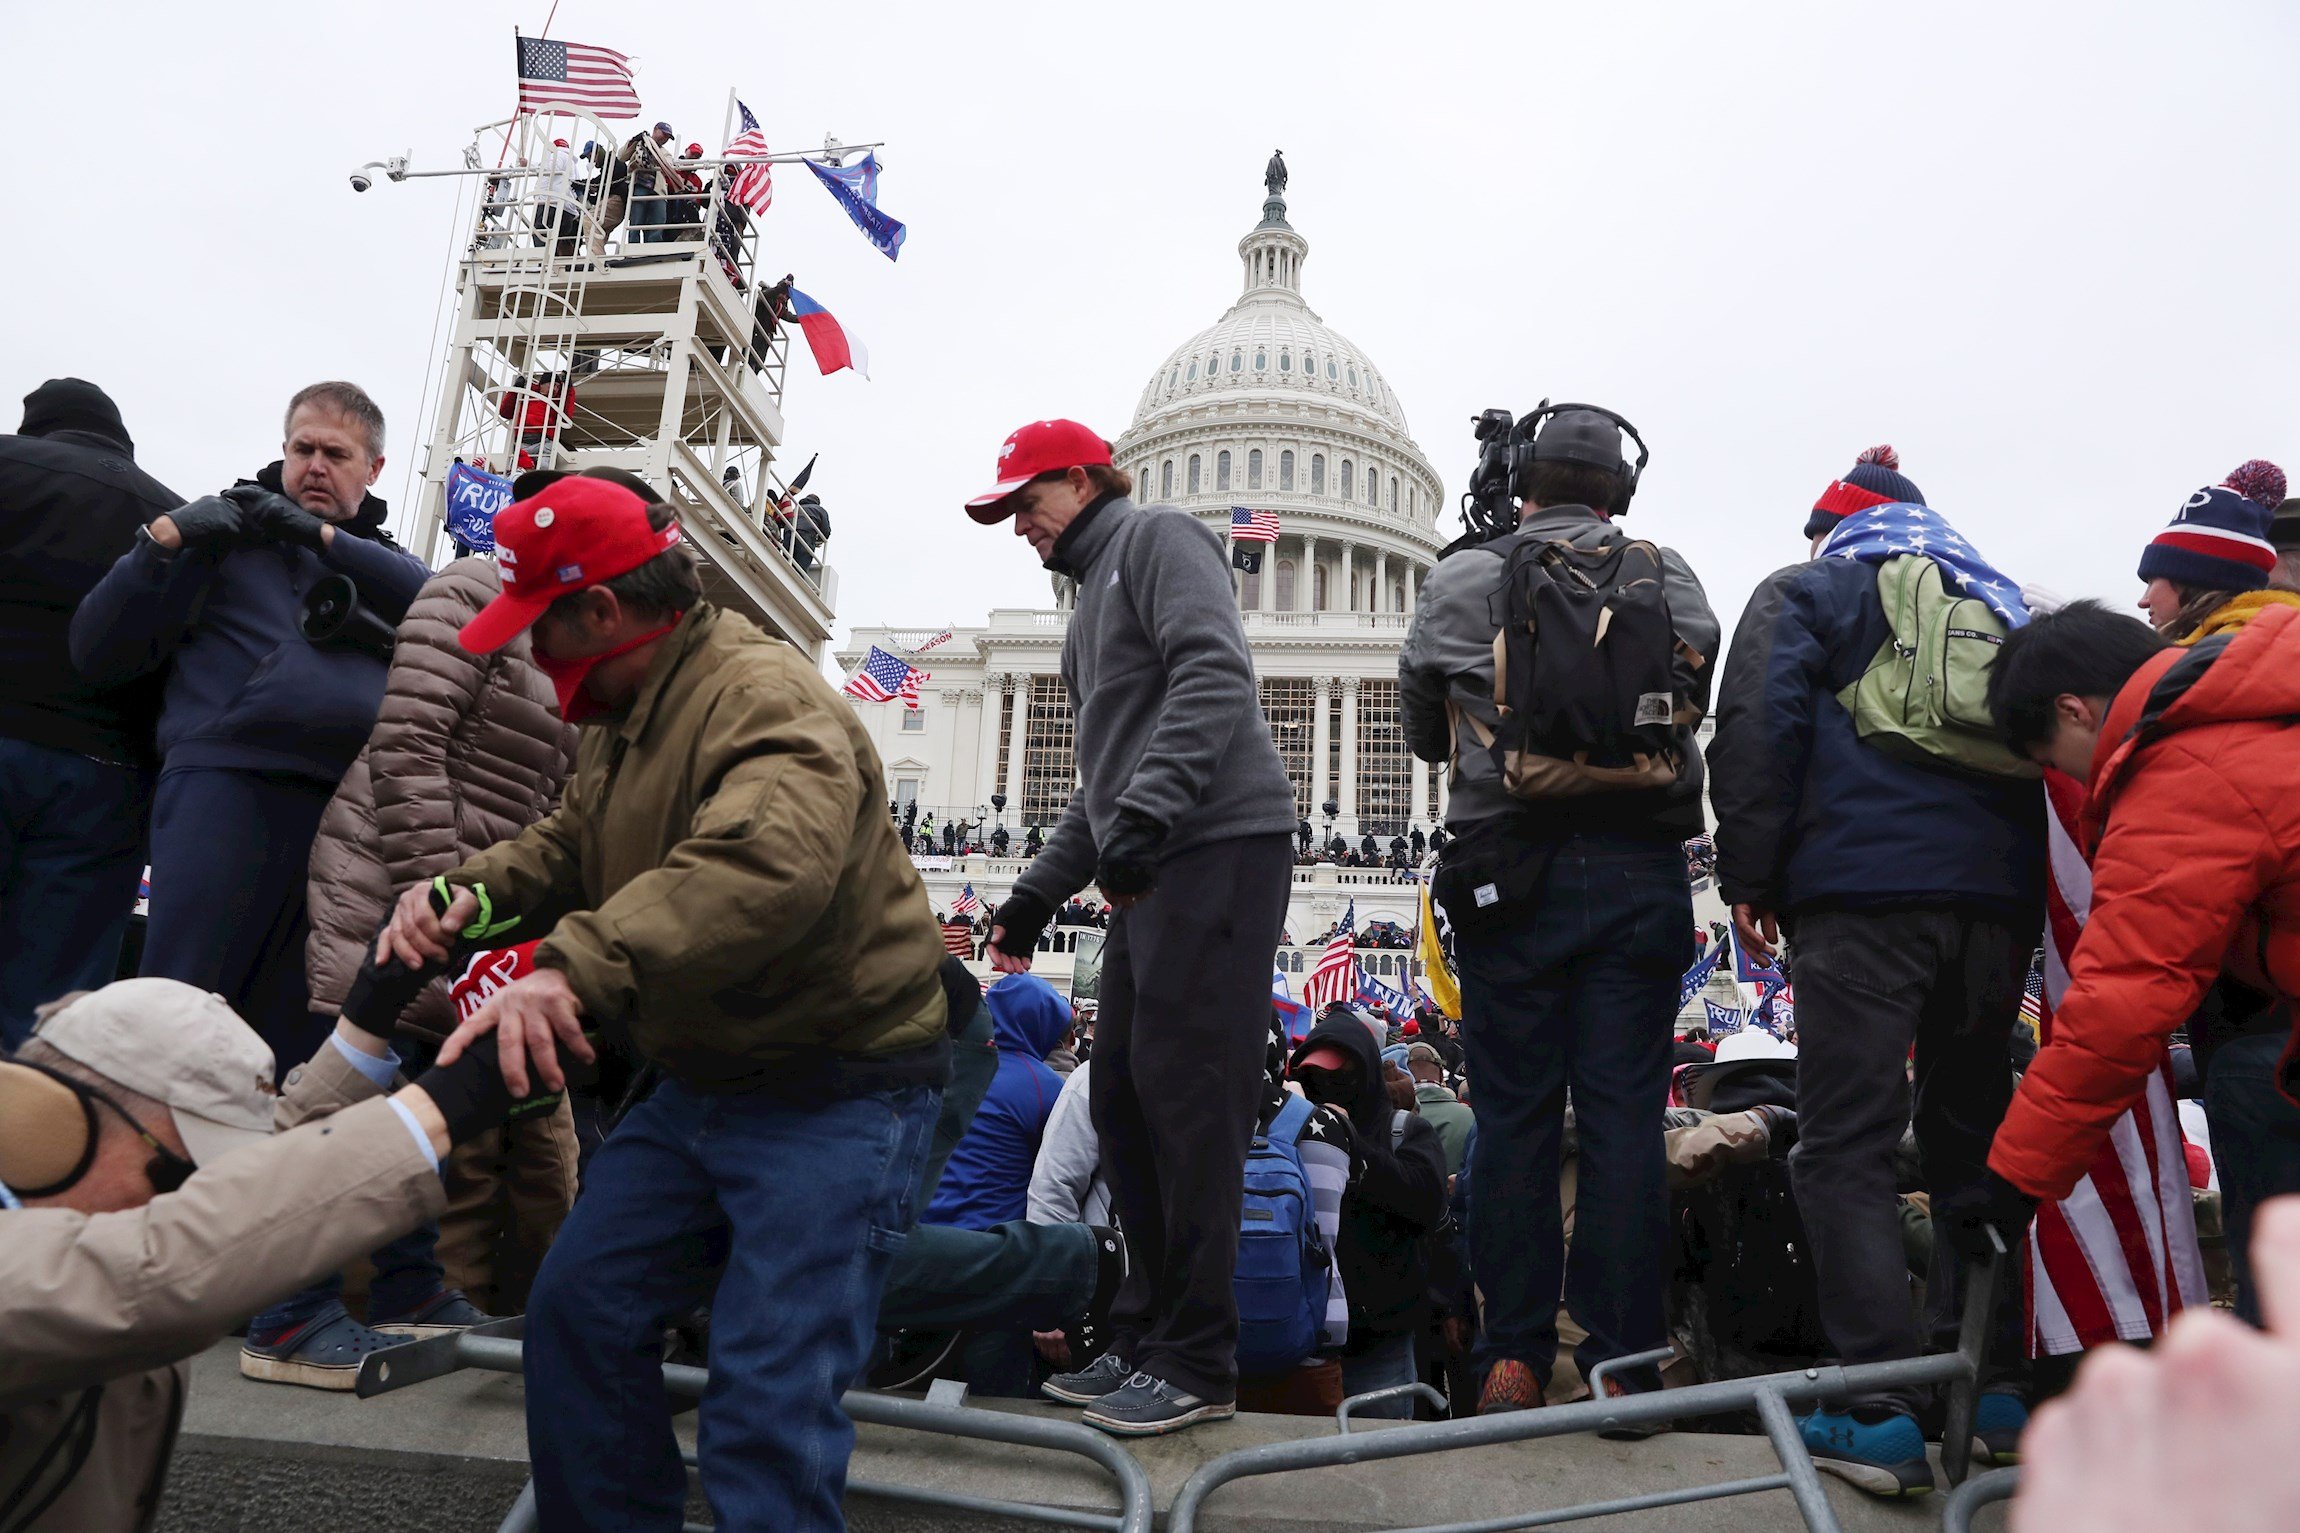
left=1234, top=1093, right=1334, bottom=1374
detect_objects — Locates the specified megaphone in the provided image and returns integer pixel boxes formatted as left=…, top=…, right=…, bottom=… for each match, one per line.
left=301, top=575, right=398, bottom=660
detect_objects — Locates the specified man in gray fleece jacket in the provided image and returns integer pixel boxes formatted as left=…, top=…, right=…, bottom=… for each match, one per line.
left=968, top=418, right=1295, bottom=1435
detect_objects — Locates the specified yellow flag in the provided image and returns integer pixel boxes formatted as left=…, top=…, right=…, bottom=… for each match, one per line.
left=1418, top=882, right=1461, bottom=1020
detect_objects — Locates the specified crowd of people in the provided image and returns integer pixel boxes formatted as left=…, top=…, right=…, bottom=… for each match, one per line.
left=3, top=386, right=2298, bottom=1532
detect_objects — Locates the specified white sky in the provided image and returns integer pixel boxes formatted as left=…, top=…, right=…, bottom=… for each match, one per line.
left=9, top=2, right=2297, bottom=664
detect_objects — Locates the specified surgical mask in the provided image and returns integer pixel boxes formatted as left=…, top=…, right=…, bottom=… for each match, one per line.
left=533, top=616, right=682, bottom=723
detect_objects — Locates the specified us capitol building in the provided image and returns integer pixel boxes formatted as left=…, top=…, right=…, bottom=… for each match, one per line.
left=838, top=159, right=1457, bottom=952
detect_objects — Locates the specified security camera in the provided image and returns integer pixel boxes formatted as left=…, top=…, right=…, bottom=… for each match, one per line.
left=349, top=172, right=373, bottom=193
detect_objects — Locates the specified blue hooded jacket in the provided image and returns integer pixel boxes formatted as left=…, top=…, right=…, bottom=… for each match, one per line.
left=923, top=972, right=1070, bottom=1230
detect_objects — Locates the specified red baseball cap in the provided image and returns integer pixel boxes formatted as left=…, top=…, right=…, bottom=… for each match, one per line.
left=965, top=419, right=1112, bottom=521
left=459, top=477, right=683, bottom=655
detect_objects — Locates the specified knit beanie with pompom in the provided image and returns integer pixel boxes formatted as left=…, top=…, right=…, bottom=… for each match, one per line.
left=1805, top=445, right=1925, bottom=540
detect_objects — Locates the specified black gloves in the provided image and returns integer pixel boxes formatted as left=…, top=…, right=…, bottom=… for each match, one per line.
left=989, top=889, right=1054, bottom=957
left=414, top=1044, right=567, bottom=1144
left=224, top=484, right=330, bottom=551
left=162, top=495, right=252, bottom=553
left=1094, top=811, right=1165, bottom=901
left=1936, top=1171, right=2038, bottom=1262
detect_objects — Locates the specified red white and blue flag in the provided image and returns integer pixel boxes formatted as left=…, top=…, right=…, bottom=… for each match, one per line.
left=843, top=645, right=926, bottom=708
left=953, top=883, right=981, bottom=917
left=786, top=287, right=869, bottom=379
left=725, top=99, right=774, bottom=216
left=514, top=35, right=642, bottom=119
left=1230, top=506, right=1281, bottom=542
left=1304, top=900, right=1361, bottom=1012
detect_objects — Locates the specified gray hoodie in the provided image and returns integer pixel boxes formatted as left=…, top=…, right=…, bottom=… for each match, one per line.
left=1012, top=498, right=1298, bottom=909
left=1399, top=504, right=1719, bottom=838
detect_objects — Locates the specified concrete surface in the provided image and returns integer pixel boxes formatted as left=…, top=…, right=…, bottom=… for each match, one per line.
left=160, top=1339, right=2008, bottom=1531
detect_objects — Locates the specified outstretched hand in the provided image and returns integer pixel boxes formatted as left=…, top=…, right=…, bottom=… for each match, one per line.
left=434, top=966, right=594, bottom=1097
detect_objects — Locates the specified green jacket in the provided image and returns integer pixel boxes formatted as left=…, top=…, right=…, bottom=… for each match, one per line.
left=1413, top=1082, right=1476, bottom=1177
left=449, top=605, right=947, bottom=1090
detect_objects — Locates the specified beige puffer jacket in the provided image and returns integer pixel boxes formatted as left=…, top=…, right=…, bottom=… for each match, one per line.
left=305, top=557, right=577, bottom=1038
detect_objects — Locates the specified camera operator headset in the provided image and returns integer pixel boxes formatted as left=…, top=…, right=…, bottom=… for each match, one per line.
left=1445, top=400, right=1652, bottom=557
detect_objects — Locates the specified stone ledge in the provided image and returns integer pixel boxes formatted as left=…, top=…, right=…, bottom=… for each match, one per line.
left=159, top=1339, right=2001, bottom=1532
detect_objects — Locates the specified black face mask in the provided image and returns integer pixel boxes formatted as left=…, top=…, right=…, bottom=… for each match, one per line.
left=1294, top=1064, right=1358, bottom=1108
left=0, top=1060, right=198, bottom=1197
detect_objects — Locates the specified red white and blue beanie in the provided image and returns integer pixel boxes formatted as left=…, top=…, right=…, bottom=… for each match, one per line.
left=1805, top=445, right=1925, bottom=539
left=2136, top=459, right=2285, bottom=593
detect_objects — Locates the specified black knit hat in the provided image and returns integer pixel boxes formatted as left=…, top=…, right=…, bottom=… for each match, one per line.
left=20, top=378, right=130, bottom=450
left=1804, top=445, right=1923, bottom=540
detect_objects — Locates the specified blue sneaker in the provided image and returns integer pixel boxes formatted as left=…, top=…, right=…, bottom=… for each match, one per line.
left=239, top=1301, right=396, bottom=1391
left=1799, top=1407, right=1935, bottom=1497
left=371, top=1288, right=496, bottom=1340
left=1971, top=1390, right=2028, bottom=1466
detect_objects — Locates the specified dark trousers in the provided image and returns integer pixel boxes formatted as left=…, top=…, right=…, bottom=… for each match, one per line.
left=1451, top=835, right=1690, bottom=1389
left=2205, top=1031, right=2300, bottom=1326
left=1788, top=908, right=2035, bottom=1411
left=526, top=1077, right=937, bottom=1532
left=0, top=737, right=148, bottom=1046
left=1092, top=833, right=1293, bottom=1402
left=881, top=995, right=1097, bottom=1333
left=140, top=767, right=336, bottom=1075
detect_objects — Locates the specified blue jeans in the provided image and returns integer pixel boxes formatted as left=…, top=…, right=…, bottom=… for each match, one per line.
left=630, top=196, right=666, bottom=241
left=2206, top=1031, right=2300, bottom=1326
left=1339, top=1332, right=1420, bottom=1419
left=0, top=737, right=148, bottom=1046
left=1449, top=834, right=1690, bottom=1390
left=527, top=1076, right=938, bottom=1532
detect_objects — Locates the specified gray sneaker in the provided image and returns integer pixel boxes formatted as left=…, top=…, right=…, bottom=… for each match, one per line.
left=1082, top=1372, right=1235, bottom=1436
left=1042, top=1351, right=1133, bottom=1405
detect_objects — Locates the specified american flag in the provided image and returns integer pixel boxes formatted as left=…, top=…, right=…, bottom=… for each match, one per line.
left=514, top=35, right=643, bottom=119
left=843, top=645, right=928, bottom=709
left=941, top=922, right=976, bottom=958
left=1230, top=506, right=1281, bottom=542
left=725, top=99, right=774, bottom=216
left=2018, top=964, right=2045, bottom=1029
left=953, top=882, right=981, bottom=917
left=1303, top=900, right=1361, bottom=1011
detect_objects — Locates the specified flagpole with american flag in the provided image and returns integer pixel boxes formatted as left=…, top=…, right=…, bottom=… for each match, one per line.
left=1303, top=899, right=1361, bottom=1012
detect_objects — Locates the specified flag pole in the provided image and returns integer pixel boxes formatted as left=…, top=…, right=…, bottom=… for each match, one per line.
left=720, top=87, right=737, bottom=156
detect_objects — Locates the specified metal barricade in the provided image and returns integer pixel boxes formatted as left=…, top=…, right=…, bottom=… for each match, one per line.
left=1166, top=1237, right=2007, bottom=1533
left=1940, top=1466, right=2019, bottom=1533
left=357, top=1328, right=1152, bottom=1533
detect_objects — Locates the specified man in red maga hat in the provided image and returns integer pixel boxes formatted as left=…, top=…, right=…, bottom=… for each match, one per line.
left=375, top=469, right=953, bottom=1527
left=968, top=420, right=1299, bottom=1435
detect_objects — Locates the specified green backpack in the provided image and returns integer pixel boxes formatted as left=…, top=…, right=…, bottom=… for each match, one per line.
left=1835, top=555, right=2039, bottom=780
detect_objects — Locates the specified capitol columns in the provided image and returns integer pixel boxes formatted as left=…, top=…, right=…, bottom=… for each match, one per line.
left=1410, top=750, right=1429, bottom=834
left=1001, top=672, right=1032, bottom=819
left=1310, top=674, right=1334, bottom=814
left=1301, top=533, right=1320, bottom=611
left=1373, top=548, right=1389, bottom=614
left=1406, top=562, right=1420, bottom=613
left=974, top=674, right=1007, bottom=813
left=1338, top=541, right=1356, bottom=612
left=1338, top=676, right=1361, bottom=830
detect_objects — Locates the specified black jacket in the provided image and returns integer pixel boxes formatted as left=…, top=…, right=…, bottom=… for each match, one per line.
left=0, top=382, right=181, bottom=764
left=1291, top=1012, right=1449, bottom=1346
left=70, top=462, right=428, bottom=784
left=1707, top=559, right=2042, bottom=918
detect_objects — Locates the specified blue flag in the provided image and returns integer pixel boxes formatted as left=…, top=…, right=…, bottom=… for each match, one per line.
left=445, top=461, right=514, bottom=554
left=805, top=153, right=907, bottom=261
left=1704, top=999, right=1745, bottom=1035
left=1818, top=503, right=2030, bottom=627
left=1678, top=942, right=1724, bottom=1009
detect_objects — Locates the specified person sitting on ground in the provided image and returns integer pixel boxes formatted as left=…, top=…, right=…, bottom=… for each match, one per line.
left=2132, top=460, right=2300, bottom=643
left=1286, top=1007, right=1449, bottom=1418
left=0, top=965, right=544, bottom=1532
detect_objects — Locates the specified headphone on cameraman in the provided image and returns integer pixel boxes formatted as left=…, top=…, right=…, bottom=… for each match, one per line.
left=0, top=1058, right=196, bottom=1198
left=1511, top=400, right=1651, bottom=518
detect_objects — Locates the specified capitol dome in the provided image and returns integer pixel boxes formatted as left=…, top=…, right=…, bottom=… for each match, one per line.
left=1112, top=159, right=1445, bottom=619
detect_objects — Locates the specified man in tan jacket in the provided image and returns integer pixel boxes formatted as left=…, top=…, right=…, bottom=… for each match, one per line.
left=377, top=474, right=949, bottom=1531
left=0, top=973, right=530, bottom=1531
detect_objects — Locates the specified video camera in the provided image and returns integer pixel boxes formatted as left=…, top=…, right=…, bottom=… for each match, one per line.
left=1448, top=400, right=1652, bottom=556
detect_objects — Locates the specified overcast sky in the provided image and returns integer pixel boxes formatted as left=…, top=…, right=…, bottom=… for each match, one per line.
left=10, top=2, right=2296, bottom=664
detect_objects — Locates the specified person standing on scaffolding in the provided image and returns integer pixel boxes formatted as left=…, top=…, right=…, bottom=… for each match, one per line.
left=619, top=121, right=677, bottom=242
left=375, top=473, right=951, bottom=1530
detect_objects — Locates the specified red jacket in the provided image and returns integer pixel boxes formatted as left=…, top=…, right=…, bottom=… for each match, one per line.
left=1991, top=604, right=2300, bottom=1201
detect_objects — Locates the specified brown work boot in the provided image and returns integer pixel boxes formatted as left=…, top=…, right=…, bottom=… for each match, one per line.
left=1478, top=1359, right=1543, bottom=1414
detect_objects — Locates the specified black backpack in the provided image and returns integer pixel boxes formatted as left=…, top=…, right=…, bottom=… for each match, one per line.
left=1467, top=534, right=1688, bottom=799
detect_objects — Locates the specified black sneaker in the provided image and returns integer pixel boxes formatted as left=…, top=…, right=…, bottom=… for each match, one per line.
left=1042, top=1350, right=1132, bottom=1405
left=866, top=1329, right=963, bottom=1392
left=1082, top=1372, right=1235, bottom=1436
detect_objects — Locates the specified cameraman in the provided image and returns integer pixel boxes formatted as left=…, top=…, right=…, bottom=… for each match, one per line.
left=1399, top=407, right=1716, bottom=1416
left=71, top=382, right=428, bottom=1075
left=1, top=975, right=537, bottom=1532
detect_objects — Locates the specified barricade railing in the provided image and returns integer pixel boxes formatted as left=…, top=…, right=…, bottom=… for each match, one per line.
left=356, top=1325, right=1152, bottom=1533
left=1166, top=1236, right=2007, bottom=1533
left=1940, top=1466, right=2019, bottom=1533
